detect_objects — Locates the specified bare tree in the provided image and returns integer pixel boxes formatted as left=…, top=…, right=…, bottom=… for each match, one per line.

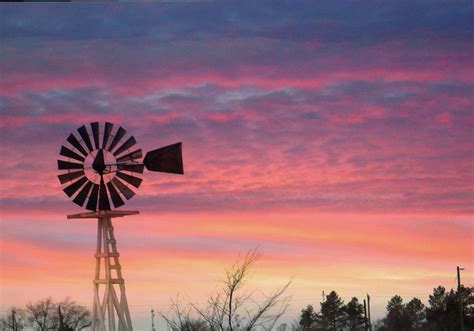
left=162, top=249, right=291, bottom=331
left=0, top=307, right=26, bottom=331
left=160, top=296, right=208, bottom=331
left=57, top=298, right=91, bottom=330
left=25, top=297, right=57, bottom=331
left=23, top=297, right=90, bottom=331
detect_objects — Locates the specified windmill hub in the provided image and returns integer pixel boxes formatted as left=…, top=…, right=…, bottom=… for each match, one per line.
left=92, top=149, right=107, bottom=174
left=84, top=149, right=118, bottom=184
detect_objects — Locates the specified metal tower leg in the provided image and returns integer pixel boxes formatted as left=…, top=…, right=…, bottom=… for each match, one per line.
left=91, top=217, right=133, bottom=331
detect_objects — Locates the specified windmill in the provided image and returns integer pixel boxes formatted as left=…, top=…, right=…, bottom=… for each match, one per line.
left=57, top=121, right=183, bottom=331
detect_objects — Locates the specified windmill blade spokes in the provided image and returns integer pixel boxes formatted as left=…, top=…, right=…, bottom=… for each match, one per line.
left=73, top=181, right=93, bottom=207
left=107, top=181, right=125, bottom=208
left=108, top=127, right=126, bottom=152
left=58, top=160, right=84, bottom=170
left=116, top=149, right=142, bottom=163
left=117, top=164, right=144, bottom=173
left=63, top=176, right=88, bottom=197
left=91, top=122, right=100, bottom=150
left=78, top=125, right=93, bottom=152
left=86, top=184, right=99, bottom=211
left=58, top=170, right=85, bottom=184
left=102, top=122, right=114, bottom=149
left=116, top=171, right=142, bottom=188
left=60, top=146, right=86, bottom=163
left=67, top=134, right=88, bottom=157
left=98, top=180, right=111, bottom=211
left=113, top=136, right=137, bottom=157
left=143, top=142, right=183, bottom=174
left=111, top=178, right=135, bottom=200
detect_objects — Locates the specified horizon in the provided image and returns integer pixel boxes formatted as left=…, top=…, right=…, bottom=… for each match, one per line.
left=0, top=2, right=473, bottom=330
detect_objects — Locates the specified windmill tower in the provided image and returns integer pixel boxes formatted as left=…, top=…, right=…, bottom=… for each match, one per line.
left=57, top=122, right=183, bottom=331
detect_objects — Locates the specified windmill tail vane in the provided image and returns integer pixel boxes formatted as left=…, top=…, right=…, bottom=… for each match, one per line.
left=57, top=121, right=184, bottom=211
left=143, top=142, right=184, bottom=174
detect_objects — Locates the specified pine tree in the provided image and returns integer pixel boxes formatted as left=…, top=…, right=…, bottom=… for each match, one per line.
left=320, top=291, right=346, bottom=331
left=299, top=305, right=317, bottom=331
left=346, top=297, right=364, bottom=330
left=405, top=298, right=425, bottom=329
left=384, top=295, right=410, bottom=330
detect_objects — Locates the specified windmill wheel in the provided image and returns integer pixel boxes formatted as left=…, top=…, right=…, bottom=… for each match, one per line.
left=58, top=121, right=183, bottom=212
left=57, top=122, right=145, bottom=211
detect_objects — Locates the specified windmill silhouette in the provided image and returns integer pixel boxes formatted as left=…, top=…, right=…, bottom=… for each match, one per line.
left=57, top=122, right=183, bottom=331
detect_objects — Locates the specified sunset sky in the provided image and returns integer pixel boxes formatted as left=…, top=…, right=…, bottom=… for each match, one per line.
left=0, top=2, right=473, bottom=329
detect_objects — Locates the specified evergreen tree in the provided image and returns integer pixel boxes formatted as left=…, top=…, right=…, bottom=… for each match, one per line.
left=426, top=286, right=458, bottom=330
left=320, top=291, right=346, bottom=331
left=345, top=297, right=365, bottom=330
left=426, top=285, right=474, bottom=331
left=299, top=305, right=317, bottom=331
left=462, top=286, right=474, bottom=329
left=383, top=295, right=410, bottom=330
left=405, top=298, right=425, bottom=329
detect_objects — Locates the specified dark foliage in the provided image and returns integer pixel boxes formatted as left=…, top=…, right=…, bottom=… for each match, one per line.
left=299, top=305, right=317, bottom=330
left=320, top=291, right=346, bottom=331
left=298, top=285, right=473, bottom=331
left=383, top=295, right=412, bottom=330
left=345, top=297, right=365, bottom=330
left=425, top=285, right=473, bottom=331
left=298, top=292, right=367, bottom=331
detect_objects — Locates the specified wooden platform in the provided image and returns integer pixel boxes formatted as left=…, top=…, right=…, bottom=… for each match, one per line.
left=67, top=210, right=139, bottom=219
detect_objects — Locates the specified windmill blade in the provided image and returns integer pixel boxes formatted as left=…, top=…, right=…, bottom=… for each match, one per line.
left=113, top=136, right=137, bottom=157
left=63, top=176, right=88, bottom=197
left=67, top=133, right=88, bottom=156
left=107, top=181, right=125, bottom=208
left=58, top=170, right=85, bottom=184
left=98, top=181, right=111, bottom=211
left=58, top=160, right=84, bottom=170
left=111, top=178, right=135, bottom=200
left=91, top=122, right=100, bottom=149
left=143, top=142, right=183, bottom=174
left=60, top=146, right=85, bottom=162
left=117, top=164, right=144, bottom=173
left=73, top=181, right=93, bottom=207
left=86, top=184, right=100, bottom=211
left=77, top=125, right=94, bottom=152
left=116, top=171, right=142, bottom=188
left=102, top=122, right=114, bottom=149
left=116, top=149, right=142, bottom=163
left=108, top=127, right=126, bottom=152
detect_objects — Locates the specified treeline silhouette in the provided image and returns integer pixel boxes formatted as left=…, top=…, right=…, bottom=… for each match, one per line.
left=297, top=285, right=473, bottom=331
left=0, top=297, right=90, bottom=331
left=1, top=250, right=472, bottom=331
left=1, top=286, right=472, bottom=330
left=159, top=250, right=474, bottom=331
